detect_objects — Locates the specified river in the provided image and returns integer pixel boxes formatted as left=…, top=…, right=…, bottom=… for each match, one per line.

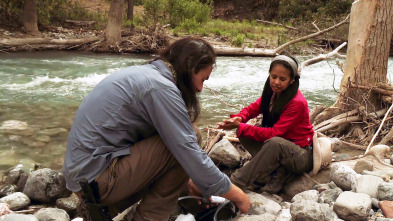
left=1, top=51, right=392, bottom=176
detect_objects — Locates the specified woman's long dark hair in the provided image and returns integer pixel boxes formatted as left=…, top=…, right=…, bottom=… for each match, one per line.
left=156, top=37, right=216, bottom=123
left=260, top=55, right=300, bottom=127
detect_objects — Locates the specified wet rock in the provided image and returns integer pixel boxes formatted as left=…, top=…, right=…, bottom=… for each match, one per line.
left=35, top=135, right=51, bottom=143
left=0, top=120, right=33, bottom=136
left=208, top=139, right=241, bottom=168
left=379, top=201, right=393, bottom=218
left=0, top=192, right=30, bottom=210
left=23, top=168, right=70, bottom=203
left=4, top=168, right=24, bottom=185
left=232, top=213, right=275, bottom=221
left=56, top=193, right=80, bottom=216
left=354, top=160, right=374, bottom=174
left=38, top=128, right=68, bottom=136
left=319, top=187, right=343, bottom=204
left=17, top=172, right=29, bottom=192
left=333, top=191, right=371, bottom=221
left=290, top=200, right=335, bottom=221
left=354, top=175, right=384, bottom=198
left=35, top=208, right=70, bottom=221
left=0, top=214, right=39, bottom=221
left=0, top=184, right=17, bottom=197
left=330, top=164, right=358, bottom=191
left=378, top=182, right=393, bottom=201
left=291, top=189, right=319, bottom=203
left=247, top=191, right=281, bottom=215
left=276, top=208, right=291, bottom=221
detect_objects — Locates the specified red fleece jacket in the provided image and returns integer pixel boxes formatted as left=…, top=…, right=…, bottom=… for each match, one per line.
left=231, top=90, right=314, bottom=147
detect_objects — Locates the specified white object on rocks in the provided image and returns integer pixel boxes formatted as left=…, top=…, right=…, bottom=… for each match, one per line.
left=333, top=191, right=371, bottom=221
left=247, top=191, right=281, bottom=216
left=0, top=192, right=30, bottom=211
left=378, top=182, right=393, bottom=201
left=330, top=164, right=358, bottom=191
left=23, top=168, right=70, bottom=203
left=291, top=190, right=319, bottom=203
left=175, top=213, right=195, bottom=221
left=208, top=139, right=241, bottom=168
left=354, top=175, right=384, bottom=198
left=35, top=208, right=70, bottom=221
left=0, top=214, right=39, bottom=221
left=290, top=200, right=335, bottom=221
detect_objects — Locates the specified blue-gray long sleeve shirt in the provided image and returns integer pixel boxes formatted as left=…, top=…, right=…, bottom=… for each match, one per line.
left=62, top=60, right=231, bottom=197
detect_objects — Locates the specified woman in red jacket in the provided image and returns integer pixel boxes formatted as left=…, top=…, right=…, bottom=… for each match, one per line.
left=217, top=55, right=314, bottom=194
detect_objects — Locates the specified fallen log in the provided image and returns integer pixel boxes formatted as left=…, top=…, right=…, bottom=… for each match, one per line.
left=0, top=37, right=101, bottom=47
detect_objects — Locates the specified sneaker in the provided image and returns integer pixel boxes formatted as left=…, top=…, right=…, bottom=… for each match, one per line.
left=259, top=167, right=292, bottom=194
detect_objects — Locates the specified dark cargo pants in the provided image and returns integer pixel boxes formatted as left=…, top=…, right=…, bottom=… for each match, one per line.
left=230, top=136, right=313, bottom=190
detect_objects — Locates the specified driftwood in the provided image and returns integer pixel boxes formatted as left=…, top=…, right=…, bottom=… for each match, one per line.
left=348, top=84, right=393, bottom=96
left=65, top=20, right=96, bottom=27
left=223, top=136, right=240, bottom=143
left=215, top=14, right=350, bottom=57
left=365, top=102, right=393, bottom=154
left=204, top=131, right=225, bottom=154
left=0, top=37, right=101, bottom=46
left=309, top=105, right=326, bottom=125
left=299, top=42, right=347, bottom=74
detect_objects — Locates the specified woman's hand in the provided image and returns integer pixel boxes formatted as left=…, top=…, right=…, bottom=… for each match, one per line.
left=216, top=117, right=242, bottom=130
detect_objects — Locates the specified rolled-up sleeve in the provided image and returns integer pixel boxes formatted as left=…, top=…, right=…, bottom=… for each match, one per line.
left=139, top=87, right=231, bottom=197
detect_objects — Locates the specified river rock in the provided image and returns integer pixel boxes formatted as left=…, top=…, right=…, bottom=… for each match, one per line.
left=376, top=218, right=393, bottom=221
left=368, top=145, right=390, bottom=161
left=0, top=192, right=30, bottom=210
left=208, top=139, right=241, bottom=168
left=38, top=128, right=68, bottom=136
left=232, top=213, right=275, bottom=221
left=280, top=201, right=291, bottom=209
left=333, top=191, right=371, bottom=221
left=330, top=164, right=358, bottom=191
left=379, top=201, right=393, bottom=218
left=363, top=170, right=393, bottom=182
left=354, top=160, right=374, bottom=174
left=4, top=168, right=24, bottom=185
left=247, top=191, right=281, bottom=215
left=35, top=135, right=51, bottom=143
left=290, top=200, right=335, bottom=221
left=0, top=120, right=33, bottom=136
left=23, top=168, right=70, bottom=203
left=0, top=214, right=39, bottom=221
left=35, top=208, right=70, bottom=221
left=0, top=184, right=17, bottom=197
left=56, top=193, right=80, bottom=216
left=16, top=172, right=29, bottom=192
left=354, top=175, right=384, bottom=198
left=276, top=208, right=291, bottom=221
left=291, top=189, right=319, bottom=203
left=378, top=182, right=393, bottom=201
left=319, top=187, right=343, bottom=204
left=331, top=138, right=342, bottom=152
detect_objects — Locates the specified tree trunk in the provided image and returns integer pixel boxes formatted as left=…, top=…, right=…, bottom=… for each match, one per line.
left=127, top=0, right=134, bottom=24
left=106, top=0, right=125, bottom=45
left=337, top=0, right=393, bottom=110
left=21, top=0, right=39, bottom=35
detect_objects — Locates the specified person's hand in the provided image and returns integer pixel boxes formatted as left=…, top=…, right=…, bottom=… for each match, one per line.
left=232, top=192, right=251, bottom=214
left=216, top=117, right=242, bottom=130
left=220, top=184, right=251, bottom=214
left=187, top=179, right=217, bottom=208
